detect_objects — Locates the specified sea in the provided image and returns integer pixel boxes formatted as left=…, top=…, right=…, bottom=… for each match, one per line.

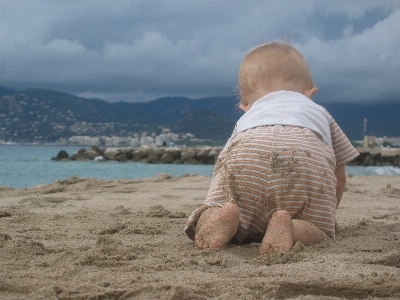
left=1, top=145, right=400, bottom=189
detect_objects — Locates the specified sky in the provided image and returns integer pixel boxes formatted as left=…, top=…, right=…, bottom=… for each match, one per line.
left=1, top=0, right=399, bottom=104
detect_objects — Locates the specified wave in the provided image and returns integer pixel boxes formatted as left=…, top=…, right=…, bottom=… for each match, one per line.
left=347, top=166, right=400, bottom=176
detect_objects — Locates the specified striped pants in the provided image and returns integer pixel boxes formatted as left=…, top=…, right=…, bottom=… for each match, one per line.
left=185, top=125, right=337, bottom=242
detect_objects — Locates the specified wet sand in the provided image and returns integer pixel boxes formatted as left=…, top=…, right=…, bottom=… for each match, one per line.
left=1, top=174, right=400, bottom=299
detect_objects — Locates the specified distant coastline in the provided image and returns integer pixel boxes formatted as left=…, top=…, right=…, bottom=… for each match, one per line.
left=1, top=88, right=400, bottom=146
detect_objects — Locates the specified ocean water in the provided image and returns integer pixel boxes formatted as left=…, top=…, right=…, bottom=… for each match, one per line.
left=0, top=145, right=215, bottom=188
left=0, top=145, right=399, bottom=189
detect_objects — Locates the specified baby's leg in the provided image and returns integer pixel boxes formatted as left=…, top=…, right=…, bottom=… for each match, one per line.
left=291, top=218, right=327, bottom=246
left=195, top=203, right=240, bottom=249
left=260, top=210, right=326, bottom=254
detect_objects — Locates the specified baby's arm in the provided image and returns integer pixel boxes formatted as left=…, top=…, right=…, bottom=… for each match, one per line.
left=334, top=164, right=346, bottom=209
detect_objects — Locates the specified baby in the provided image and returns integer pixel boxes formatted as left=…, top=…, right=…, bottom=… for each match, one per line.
left=184, top=42, right=359, bottom=254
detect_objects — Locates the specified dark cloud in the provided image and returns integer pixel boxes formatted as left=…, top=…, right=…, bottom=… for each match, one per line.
left=0, top=0, right=399, bottom=103
left=307, top=6, right=392, bottom=41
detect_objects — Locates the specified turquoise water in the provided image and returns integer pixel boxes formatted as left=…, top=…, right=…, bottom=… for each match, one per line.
left=0, top=145, right=215, bottom=188
left=0, top=145, right=399, bottom=188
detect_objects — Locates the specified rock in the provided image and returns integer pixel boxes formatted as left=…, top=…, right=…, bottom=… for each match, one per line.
left=103, top=148, right=122, bottom=160
left=147, top=147, right=163, bottom=156
left=205, top=158, right=215, bottom=164
left=148, top=156, right=160, bottom=163
left=370, top=150, right=382, bottom=161
left=141, top=157, right=151, bottom=163
left=372, top=160, right=382, bottom=166
left=83, top=149, right=97, bottom=160
left=208, top=150, right=219, bottom=158
left=381, top=150, right=397, bottom=164
left=90, top=145, right=100, bottom=153
left=160, top=152, right=174, bottom=163
left=147, top=147, right=162, bottom=163
left=75, top=156, right=89, bottom=161
left=196, top=148, right=210, bottom=159
left=195, top=148, right=210, bottom=163
left=350, top=150, right=367, bottom=165
left=114, top=153, right=128, bottom=162
left=133, top=147, right=148, bottom=160
left=125, top=148, right=134, bottom=160
left=184, top=158, right=198, bottom=164
left=98, top=148, right=107, bottom=156
left=394, top=156, right=400, bottom=167
left=132, top=155, right=141, bottom=162
left=70, top=148, right=88, bottom=161
left=165, top=147, right=181, bottom=159
left=181, top=150, right=196, bottom=161
left=363, top=154, right=372, bottom=166
left=173, top=158, right=182, bottom=164
left=52, top=150, right=69, bottom=161
left=51, top=146, right=220, bottom=165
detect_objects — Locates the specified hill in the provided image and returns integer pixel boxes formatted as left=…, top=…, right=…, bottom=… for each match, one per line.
left=111, top=96, right=242, bottom=125
left=324, top=102, right=400, bottom=141
left=0, top=88, right=240, bottom=143
left=0, top=87, right=399, bottom=143
left=169, top=110, right=236, bottom=140
left=0, top=86, right=17, bottom=97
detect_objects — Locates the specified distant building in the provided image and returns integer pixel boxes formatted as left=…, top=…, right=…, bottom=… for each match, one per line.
left=69, top=135, right=140, bottom=147
left=155, top=133, right=173, bottom=146
left=69, top=136, right=99, bottom=145
left=140, top=135, right=155, bottom=146
left=374, top=137, right=400, bottom=147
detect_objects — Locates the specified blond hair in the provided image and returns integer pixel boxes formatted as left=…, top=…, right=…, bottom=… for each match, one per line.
left=239, top=42, right=314, bottom=103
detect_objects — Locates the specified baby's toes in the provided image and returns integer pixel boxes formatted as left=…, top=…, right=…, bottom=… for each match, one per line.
left=195, top=236, right=208, bottom=249
left=260, top=242, right=273, bottom=254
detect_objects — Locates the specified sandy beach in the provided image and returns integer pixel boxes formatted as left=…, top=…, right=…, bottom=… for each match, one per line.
left=1, top=174, right=400, bottom=299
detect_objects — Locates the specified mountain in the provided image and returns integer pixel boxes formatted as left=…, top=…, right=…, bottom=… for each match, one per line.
left=0, top=88, right=241, bottom=143
left=0, top=86, right=17, bottom=97
left=323, top=102, right=400, bottom=140
left=111, top=96, right=242, bottom=125
left=0, top=89, right=124, bottom=142
left=169, top=110, right=236, bottom=140
left=0, top=87, right=399, bottom=143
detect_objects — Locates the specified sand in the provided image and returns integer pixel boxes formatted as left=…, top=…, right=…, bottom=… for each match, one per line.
left=1, top=174, right=400, bottom=300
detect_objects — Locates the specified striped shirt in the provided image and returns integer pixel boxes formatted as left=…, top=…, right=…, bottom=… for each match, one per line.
left=185, top=98, right=359, bottom=241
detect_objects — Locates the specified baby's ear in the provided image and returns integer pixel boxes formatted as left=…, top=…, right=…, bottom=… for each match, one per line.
left=304, top=87, right=318, bottom=100
left=239, top=102, right=250, bottom=112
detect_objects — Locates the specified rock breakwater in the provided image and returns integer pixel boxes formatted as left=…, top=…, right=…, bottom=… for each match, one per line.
left=348, top=148, right=400, bottom=167
left=52, top=146, right=400, bottom=167
left=52, top=145, right=222, bottom=164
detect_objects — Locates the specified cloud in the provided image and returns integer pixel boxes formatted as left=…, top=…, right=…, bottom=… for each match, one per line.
left=297, top=7, right=400, bottom=103
left=44, top=39, right=87, bottom=58
left=0, top=0, right=399, bottom=103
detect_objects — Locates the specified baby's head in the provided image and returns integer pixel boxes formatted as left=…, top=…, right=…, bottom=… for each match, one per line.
left=238, top=42, right=317, bottom=111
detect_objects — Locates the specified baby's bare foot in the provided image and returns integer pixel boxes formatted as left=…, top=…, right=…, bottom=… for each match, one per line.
left=195, top=203, right=240, bottom=249
left=260, top=210, right=293, bottom=255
